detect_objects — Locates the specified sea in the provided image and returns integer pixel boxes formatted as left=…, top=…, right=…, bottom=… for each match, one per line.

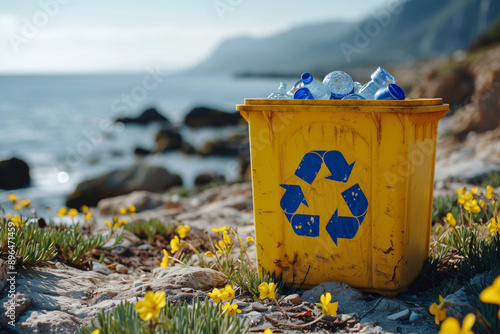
left=0, top=73, right=284, bottom=211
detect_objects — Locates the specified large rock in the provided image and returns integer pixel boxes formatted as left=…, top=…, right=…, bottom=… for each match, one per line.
left=152, top=266, right=227, bottom=291
left=154, top=126, right=183, bottom=152
left=97, top=190, right=165, bottom=215
left=115, top=107, right=170, bottom=125
left=184, top=107, right=243, bottom=128
left=200, top=134, right=248, bottom=156
left=0, top=292, right=31, bottom=327
left=66, top=165, right=183, bottom=207
left=20, top=310, right=80, bottom=334
left=0, top=158, right=30, bottom=190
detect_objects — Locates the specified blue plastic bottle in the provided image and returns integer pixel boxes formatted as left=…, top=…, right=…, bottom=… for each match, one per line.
left=287, top=79, right=304, bottom=98
left=323, top=71, right=354, bottom=99
left=301, top=72, right=331, bottom=100
left=374, top=84, right=406, bottom=100
left=359, top=67, right=396, bottom=100
left=294, top=87, right=314, bottom=100
left=353, top=81, right=363, bottom=94
left=268, top=82, right=291, bottom=99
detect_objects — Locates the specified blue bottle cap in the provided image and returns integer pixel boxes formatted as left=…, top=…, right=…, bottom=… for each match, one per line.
left=374, top=84, right=406, bottom=100
left=294, top=87, right=314, bottom=100
left=371, top=67, right=396, bottom=87
left=341, top=93, right=366, bottom=100
left=301, top=72, right=314, bottom=85
left=323, top=71, right=355, bottom=99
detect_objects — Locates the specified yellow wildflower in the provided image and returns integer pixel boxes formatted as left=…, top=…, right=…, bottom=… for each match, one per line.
left=129, top=204, right=136, bottom=212
left=207, top=288, right=223, bottom=303
left=456, top=188, right=464, bottom=196
left=439, top=313, right=475, bottom=334
left=205, top=251, right=213, bottom=258
left=480, top=199, right=485, bottom=208
left=160, top=249, right=170, bottom=267
left=479, top=276, right=500, bottom=318
left=68, top=208, right=78, bottom=218
left=91, top=330, right=100, bottom=334
left=429, top=295, right=447, bottom=325
left=487, top=185, right=494, bottom=199
left=57, top=207, right=67, bottom=217
left=446, top=213, right=456, bottom=227
left=221, top=303, right=241, bottom=317
left=488, top=218, right=500, bottom=234
left=13, top=204, right=21, bottom=211
left=5, top=213, right=12, bottom=219
left=104, top=220, right=112, bottom=228
left=134, top=291, right=166, bottom=321
left=471, top=186, right=478, bottom=195
left=211, top=226, right=229, bottom=233
left=170, top=236, right=180, bottom=254
left=10, top=215, right=22, bottom=228
left=258, top=282, right=276, bottom=300
left=263, top=330, right=273, bottom=334
left=315, top=292, right=338, bottom=316
left=176, top=225, right=191, bottom=239
left=8, top=194, right=17, bottom=202
left=246, top=236, right=254, bottom=242
left=220, top=285, right=235, bottom=301
left=81, top=205, right=89, bottom=214
left=115, top=219, right=127, bottom=228
left=18, top=199, right=30, bottom=208
left=119, top=207, right=127, bottom=215
left=223, top=231, right=232, bottom=245
left=216, top=240, right=227, bottom=254
left=84, top=208, right=93, bottom=220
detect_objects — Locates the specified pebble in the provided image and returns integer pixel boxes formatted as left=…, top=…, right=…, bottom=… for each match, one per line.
left=251, top=302, right=269, bottom=312
left=92, top=262, right=111, bottom=275
left=282, top=294, right=301, bottom=304
left=137, top=243, right=153, bottom=250
left=234, top=300, right=250, bottom=309
left=243, top=311, right=263, bottom=326
left=387, top=309, right=410, bottom=320
left=409, top=311, right=424, bottom=322
left=115, top=264, right=128, bottom=274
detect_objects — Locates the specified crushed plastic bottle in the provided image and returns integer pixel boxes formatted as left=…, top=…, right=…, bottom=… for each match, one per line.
left=323, top=71, right=354, bottom=99
left=342, top=93, right=366, bottom=100
left=359, top=67, right=396, bottom=100
left=268, top=82, right=291, bottom=99
left=374, top=83, right=406, bottom=100
left=301, top=72, right=331, bottom=100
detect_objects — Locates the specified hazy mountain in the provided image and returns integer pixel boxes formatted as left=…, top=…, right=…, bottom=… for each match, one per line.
left=189, top=0, right=500, bottom=76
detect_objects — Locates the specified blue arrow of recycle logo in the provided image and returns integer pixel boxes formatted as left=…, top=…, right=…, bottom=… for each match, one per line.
left=280, top=150, right=368, bottom=246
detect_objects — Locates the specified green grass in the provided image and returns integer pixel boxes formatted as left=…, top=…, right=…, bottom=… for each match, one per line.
left=76, top=299, right=249, bottom=334
left=124, top=219, right=177, bottom=244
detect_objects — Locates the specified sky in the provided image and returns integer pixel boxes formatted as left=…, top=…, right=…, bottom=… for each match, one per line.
left=0, top=0, right=388, bottom=73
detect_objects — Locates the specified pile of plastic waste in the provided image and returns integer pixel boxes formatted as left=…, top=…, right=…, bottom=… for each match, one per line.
left=268, top=67, right=406, bottom=101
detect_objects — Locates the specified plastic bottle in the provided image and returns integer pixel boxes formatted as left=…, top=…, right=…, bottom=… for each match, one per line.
left=359, top=67, right=396, bottom=100
left=268, top=82, right=291, bottom=99
left=301, top=72, right=331, bottom=100
left=342, top=94, right=366, bottom=100
left=287, top=79, right=304, bottom=98
left=294, top=87, right=314, bottom=100
left=353, top=81, right=363, bottom=94
left=323, top=71, right=354, bottom=99
left=374, top=84, right=406, bottom=100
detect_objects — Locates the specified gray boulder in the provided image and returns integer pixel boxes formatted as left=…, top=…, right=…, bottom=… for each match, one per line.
left=66, top=165, right=182, bottom=207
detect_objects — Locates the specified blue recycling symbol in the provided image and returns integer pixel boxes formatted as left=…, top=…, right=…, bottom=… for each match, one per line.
left=280, top=150, right=368, bottom=246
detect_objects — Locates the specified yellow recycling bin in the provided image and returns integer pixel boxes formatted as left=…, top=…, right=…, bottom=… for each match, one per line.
left=236, top=98, right=449, bottom=296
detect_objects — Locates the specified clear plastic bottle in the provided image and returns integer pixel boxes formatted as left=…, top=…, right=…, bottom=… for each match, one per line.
left=323, top=71, right=354, bottom=99
left=342, top=93, right=366, bottom=100
left=301, top=72, right=331, bottom=100
left=359, top=67, right=396, bottom=100
left=268, top=82, right=291, bottom=99
left=287, top=79, right=304, bottom=98
left=353, top=81, right=363, bottom=94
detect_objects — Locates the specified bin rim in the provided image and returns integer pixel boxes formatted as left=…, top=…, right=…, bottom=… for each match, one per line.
left=240, top=98, right=443, bottom=107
